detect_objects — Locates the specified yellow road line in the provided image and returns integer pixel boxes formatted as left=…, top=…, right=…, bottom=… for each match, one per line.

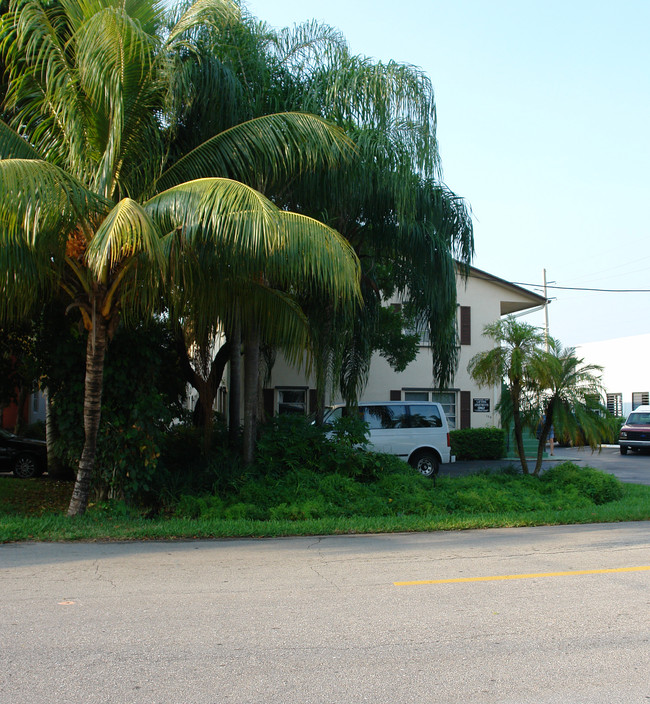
left=394, top=565, right=650, bottom=586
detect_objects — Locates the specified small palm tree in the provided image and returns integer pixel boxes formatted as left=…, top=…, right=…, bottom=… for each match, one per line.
left=530, top=340, right=606, bottom=475
left=468, top=317, right=545, bottom=474
left=0, top=0, right=360, bottom=514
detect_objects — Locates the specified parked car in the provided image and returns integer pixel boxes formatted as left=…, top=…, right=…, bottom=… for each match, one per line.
left=0, top=428, right=48, bottom=478
left=323, top=401, right=454, bottom=477
left=618, top=405, right=650, bottom=455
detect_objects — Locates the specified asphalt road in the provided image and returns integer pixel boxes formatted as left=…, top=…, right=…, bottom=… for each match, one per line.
left=2, top=523, right=650, bottom=704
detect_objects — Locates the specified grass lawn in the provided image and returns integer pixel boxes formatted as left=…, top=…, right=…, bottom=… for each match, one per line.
left=2, top=462, right=650, bottom=543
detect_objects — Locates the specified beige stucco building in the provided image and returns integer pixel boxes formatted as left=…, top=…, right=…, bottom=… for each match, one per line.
left=265, top=266, right=547, bottom=429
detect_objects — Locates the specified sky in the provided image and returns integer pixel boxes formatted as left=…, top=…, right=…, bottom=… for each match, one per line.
left=243, top=0, right=650, bottom=348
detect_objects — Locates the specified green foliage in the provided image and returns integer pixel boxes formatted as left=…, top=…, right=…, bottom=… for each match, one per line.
left=540, top=463, right=624, bottom=504
left=3, top=463, right=648, bottom=541
left=168, top=461, right=627, bottom=522
left=251, top=413, right=388, bottom=481
left=39, top=315, right=185, bottom=502
left=601, top=414, right=625, bottom=445
left=154, top=421, right=245, bottom=504
left=450, top=427, right=506, bottom=460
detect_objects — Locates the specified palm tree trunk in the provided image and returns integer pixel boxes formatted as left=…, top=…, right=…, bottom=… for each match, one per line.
left=45, top=391, right=66, bottom=479
left=511, top=385, right=529, bottom=474
left=242, top=323, right=260, bottom=466
left=534, top=401, right=555, bottom=476
left=68, top=315, right=109, bottom=517
left=228, top=313, right=242, bottom=446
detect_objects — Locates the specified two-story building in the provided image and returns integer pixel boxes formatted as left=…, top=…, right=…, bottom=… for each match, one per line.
left=264, top=266, right=547, bottom=429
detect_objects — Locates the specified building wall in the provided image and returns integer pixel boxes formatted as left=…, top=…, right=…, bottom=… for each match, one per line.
left=267, top=269, right=545, bottom=429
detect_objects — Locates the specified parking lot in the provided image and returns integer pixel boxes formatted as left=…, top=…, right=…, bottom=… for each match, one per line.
left=443, top=445, right=650, bottom=485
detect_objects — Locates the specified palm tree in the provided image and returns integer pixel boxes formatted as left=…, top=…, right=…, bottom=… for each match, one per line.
left=529, top=340, right=606, bottom=475
left=259, top=27, right=475, bottom=406
left=468, top=317, right=545, bottom=474
left=0, top=0, right=360, bottom=514
left=187, top=17, right=474, bottom=418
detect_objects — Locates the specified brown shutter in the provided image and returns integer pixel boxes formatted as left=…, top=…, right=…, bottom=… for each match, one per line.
left=460, top=391, right=471, bottom=429
left=460, top=306, right=471, bottom=345
left=390, top=390, right=401, bottom=401
left=309, top=389, right=318, bottom=414
left=263, top=389, right=274, bottom=417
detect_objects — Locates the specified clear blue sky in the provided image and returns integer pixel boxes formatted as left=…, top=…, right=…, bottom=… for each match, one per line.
left=244, top=0, right=650, bottom=346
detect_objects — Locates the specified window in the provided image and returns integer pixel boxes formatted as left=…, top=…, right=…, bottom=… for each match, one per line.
left=408, top=404, right=442, bottom=428
left=277, top=388, right=307, bottom=415
left=632, top=392, right=649, bottom=410
left=362, top=404, right=409, bottom=429
left=404, top=390, right=456, bottom=428
left=606, top=393, right=622, bottom=417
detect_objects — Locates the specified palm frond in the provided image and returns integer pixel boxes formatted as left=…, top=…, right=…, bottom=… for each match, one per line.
left=271, top=211, right=361, bottom=309
left=85, top=198, right=165, bottom=278
left=0, top=159, right=108, bottom=247
left=2, top=1, right=87, bottom=171
left=0, top=120, right=42, bottom=160
left=146, top=177, right=280, bottom=265
left=154, top=112, right=355, bottom=193
left=165, top=0, right=238, bottom=45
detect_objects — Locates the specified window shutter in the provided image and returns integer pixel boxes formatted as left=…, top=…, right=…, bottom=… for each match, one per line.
left=460, top=306, right=471, bottom=345
left=460, top=391, right=471, bottom=429
left=390, top=390, right=401, bottom=401
left=309, top=389, right=318, bottom=414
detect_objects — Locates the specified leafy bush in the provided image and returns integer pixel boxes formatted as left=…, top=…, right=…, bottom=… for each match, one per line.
left=450, top=427, right=506, bottom=460
left=540, top=462, right=624, bottom=504
left=252, top=414, right=385, bottom=481
left=154, top=421, right=245, bottom=505
left=39, top=313, right=185, bottom=502
left=169, top=458, right=626, bottom=522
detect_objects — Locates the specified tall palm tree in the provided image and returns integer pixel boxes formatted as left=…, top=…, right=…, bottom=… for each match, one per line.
left=235, top=22, right=475, bottom=407
left=468, top=317, right=545, bottom=474
left=0, top=0, right=360, bottom=514
left=529, top=340, right=606, bottom=475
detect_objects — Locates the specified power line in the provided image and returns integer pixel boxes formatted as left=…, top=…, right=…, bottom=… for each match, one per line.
left=511, top=282, right=650, bottom=293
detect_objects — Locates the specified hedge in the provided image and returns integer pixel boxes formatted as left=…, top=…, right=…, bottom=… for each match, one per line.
left=450, top=427, right=506, bottom=460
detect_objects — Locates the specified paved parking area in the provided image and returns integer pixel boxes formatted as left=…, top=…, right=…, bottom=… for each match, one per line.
left=443, top=445, right=650, bottom=484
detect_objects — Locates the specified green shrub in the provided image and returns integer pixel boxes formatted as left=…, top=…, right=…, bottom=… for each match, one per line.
left=450, top=427, right=506, bottom=460
left=540, top=462, right=624, bottom=504
left=154, top=421, right=245, bottom=505
left=253, top=414, right=387, bottom=481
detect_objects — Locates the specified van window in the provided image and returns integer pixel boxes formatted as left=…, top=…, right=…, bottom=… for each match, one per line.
left=408, top=404, right=442, bottom=428
left=362, top=404, right=408, bottom=429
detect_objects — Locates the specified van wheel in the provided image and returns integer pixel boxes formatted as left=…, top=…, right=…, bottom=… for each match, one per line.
left=620, top=446, right=628, bottom=455
left=410, top=451, right=439, bottom=478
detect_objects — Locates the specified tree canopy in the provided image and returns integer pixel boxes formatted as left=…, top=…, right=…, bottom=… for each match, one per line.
left=0, top=0, right=361, bottom=513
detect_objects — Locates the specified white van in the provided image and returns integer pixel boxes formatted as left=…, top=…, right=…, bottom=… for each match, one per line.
left=323, top=401, right=454, bottom=478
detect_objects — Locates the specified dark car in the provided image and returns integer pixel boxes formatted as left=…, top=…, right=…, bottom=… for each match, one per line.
left=618, top=405, right=650, bottom=455
left=0, top=428, right=48, bottom=478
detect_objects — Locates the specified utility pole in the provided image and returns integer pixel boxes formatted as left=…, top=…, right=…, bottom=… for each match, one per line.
left=543, top=268, right=550, bottom=351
